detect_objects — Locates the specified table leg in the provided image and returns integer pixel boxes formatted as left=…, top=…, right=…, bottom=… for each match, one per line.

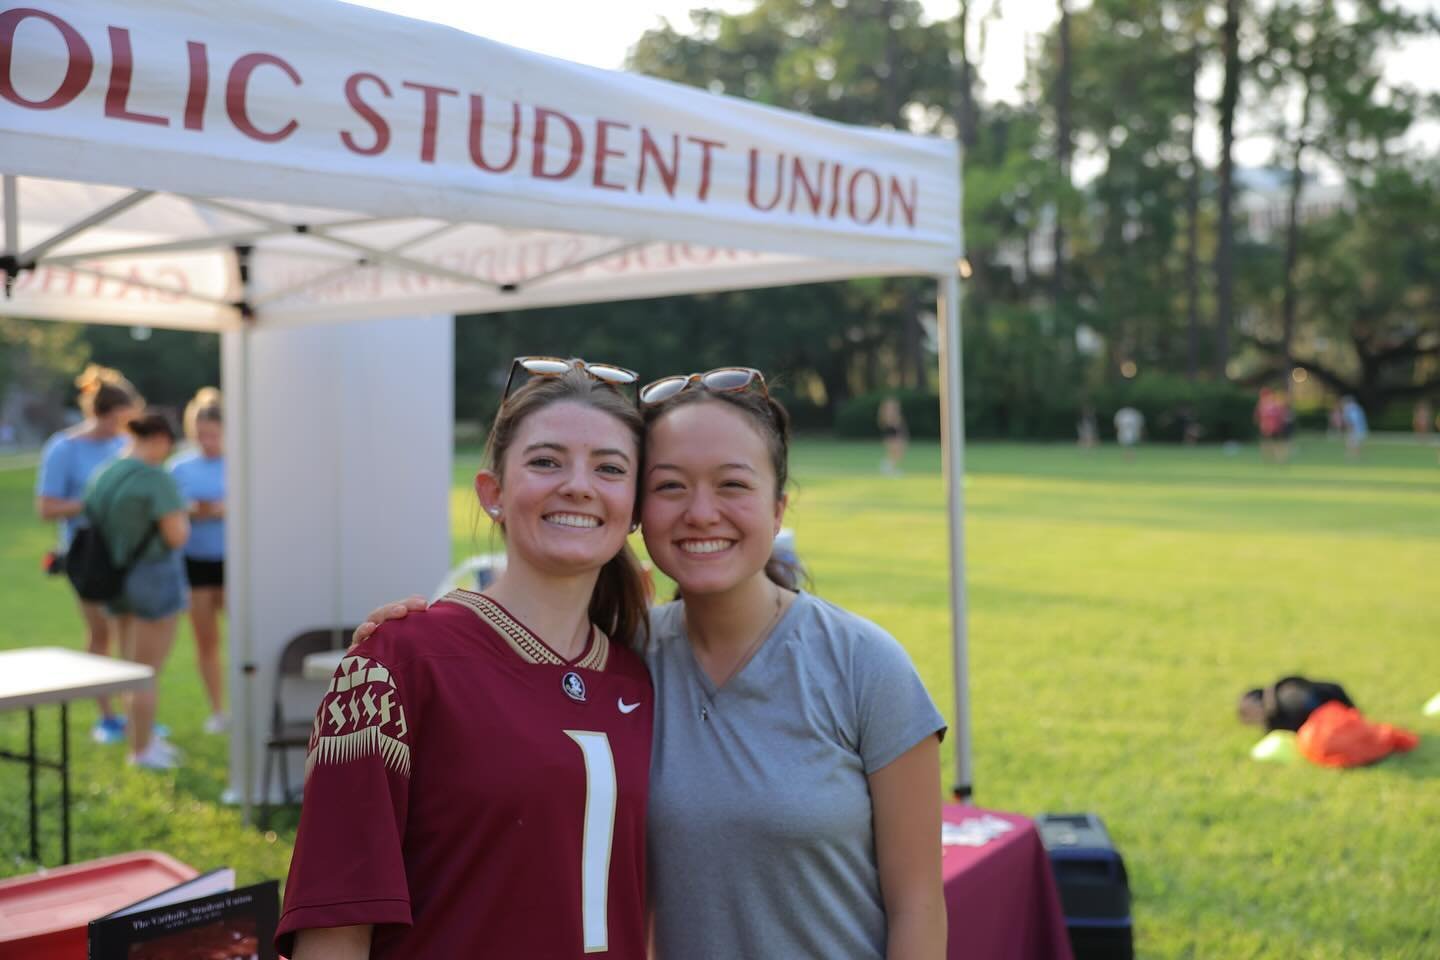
left=27, top=708, right=38, bottom=861
left=61, top=702, right=71, bottom=865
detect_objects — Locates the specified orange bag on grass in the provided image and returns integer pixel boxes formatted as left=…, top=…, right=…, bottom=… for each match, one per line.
left=1295, top=701, right=1419, bottom=768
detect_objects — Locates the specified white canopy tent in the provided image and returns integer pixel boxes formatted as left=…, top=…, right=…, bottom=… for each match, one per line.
left=1, top=0, right=972, bottom=806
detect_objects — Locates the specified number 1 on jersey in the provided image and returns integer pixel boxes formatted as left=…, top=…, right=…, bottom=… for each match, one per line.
left=565, top=730, right=617, bottom=953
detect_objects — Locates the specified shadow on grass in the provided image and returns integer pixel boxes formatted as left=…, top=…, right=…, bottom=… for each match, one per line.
left=1370, top=736, right=1440, bottom=781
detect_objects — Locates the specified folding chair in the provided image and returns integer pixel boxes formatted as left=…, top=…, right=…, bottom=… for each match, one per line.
left=258, top=627, right=354, bottom=829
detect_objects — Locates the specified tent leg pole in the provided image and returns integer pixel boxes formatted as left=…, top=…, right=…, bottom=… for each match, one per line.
left=936, top=271, right=972, bottom=802
left=237, top=324, right=257, bottom=826
left=2, top=176, right=17, bottom=256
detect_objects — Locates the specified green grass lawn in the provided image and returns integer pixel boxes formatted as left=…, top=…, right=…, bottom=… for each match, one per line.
left=3, top=437, right=1438, bottom=958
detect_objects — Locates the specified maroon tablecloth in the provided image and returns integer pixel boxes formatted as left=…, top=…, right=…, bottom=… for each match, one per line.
left=942, top=805, right=1074, bottom=960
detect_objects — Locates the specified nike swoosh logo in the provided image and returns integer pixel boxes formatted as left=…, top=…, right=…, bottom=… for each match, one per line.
left=618, top=698, right=641, bottom=714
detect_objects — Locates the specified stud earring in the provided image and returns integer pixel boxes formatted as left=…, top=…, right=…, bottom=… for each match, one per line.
left=629, top=521, right=640, bottom=533
left=488, top=507, right=501, bottom=518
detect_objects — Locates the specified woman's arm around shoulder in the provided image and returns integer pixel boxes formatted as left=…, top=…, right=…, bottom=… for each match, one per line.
left=292, top=924, right=373, bottom=960
left=871, top=734, right=946, bottom=960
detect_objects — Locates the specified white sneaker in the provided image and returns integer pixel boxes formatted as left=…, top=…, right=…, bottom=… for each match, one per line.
left=203, top=713, right=229, bottom=735
left=129, top=739, right=179, bottom=771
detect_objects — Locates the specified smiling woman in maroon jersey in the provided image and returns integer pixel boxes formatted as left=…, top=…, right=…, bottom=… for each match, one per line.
left=278, top=360, right=653, bottom=960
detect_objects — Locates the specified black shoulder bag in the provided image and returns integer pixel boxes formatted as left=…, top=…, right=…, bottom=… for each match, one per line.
left=66, top=464, right=161, bottom=603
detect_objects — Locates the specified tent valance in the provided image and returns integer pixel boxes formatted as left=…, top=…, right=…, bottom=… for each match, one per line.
left=2, top=0, right=960, bottom=329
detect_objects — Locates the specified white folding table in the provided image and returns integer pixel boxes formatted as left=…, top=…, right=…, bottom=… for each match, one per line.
left=300, top=649, right=347, bottom=682
left=0, top=648, right=154, bottom=865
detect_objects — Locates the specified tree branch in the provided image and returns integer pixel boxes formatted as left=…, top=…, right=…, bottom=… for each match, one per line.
left=1241, top=333, right=1355, bottom=394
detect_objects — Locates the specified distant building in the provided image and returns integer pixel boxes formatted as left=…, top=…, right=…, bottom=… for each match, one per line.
left=1234, top=168, right=1350, bottom=242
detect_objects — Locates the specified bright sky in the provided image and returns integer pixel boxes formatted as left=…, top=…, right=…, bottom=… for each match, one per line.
left=339, top=0, right=1043, bottom=99
left=342, top=0, right=1439, bottom=169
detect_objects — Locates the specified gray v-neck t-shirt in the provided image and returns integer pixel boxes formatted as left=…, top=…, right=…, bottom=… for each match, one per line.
left=645, top=592, right=946, bottom=960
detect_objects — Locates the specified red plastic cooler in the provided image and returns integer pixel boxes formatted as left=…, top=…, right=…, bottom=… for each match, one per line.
left=0, top=851, right=197, bottom=960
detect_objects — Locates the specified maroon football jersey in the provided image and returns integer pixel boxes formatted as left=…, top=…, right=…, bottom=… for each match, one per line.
left=277, top=590, right=653, bottom=959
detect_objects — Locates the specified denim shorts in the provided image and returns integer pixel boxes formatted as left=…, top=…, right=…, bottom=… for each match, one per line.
left=108, top=552, right=190, bottom=620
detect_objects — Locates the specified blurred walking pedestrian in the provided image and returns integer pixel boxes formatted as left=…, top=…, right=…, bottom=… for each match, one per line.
left=1114, top=406, right=1144, bottom=461
left=877, top=394, right=908, bottom=475
left=1077, top=404, right=1099, bottom=449
left=1341, top=396, right=1368, bottom=459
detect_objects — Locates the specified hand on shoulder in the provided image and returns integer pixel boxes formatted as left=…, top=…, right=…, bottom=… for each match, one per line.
left=350, top=594, right=428, bottom=650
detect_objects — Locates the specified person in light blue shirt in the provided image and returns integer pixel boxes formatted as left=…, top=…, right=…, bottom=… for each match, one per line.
left=169, top=387, right=228, bottom=734
left=1341, top=395, right=1369, bottom=459
left=35, top=364, right=140, bottom=744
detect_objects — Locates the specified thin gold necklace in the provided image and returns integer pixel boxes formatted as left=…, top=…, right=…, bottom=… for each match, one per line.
left=695, top=584, right=784, bottom=716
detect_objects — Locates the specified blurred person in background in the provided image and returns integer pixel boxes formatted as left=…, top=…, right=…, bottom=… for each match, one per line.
left=35, top=364, right=141, bottom=744
left=1341, top=396, right=1368, bottom=459
left=1076, top=404, right=1099, bottom=449
left=1413, top=398, right=1434, bottom=444
left=1254, top=387, right=1291, bottom=463
left=86, top=412, right=191, bottom=769
left=170, top=387, right=228, bottom=734
left=1114, top=405, right=1144, bottom=461
left=1418, top=398, right=1440, bottom=465
left=877, top=394, right=909, bottom=475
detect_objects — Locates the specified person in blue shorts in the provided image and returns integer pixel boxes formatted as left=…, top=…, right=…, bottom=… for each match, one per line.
left=170, top=388, right=227, bottom=733
left=87, top=412, right=192, bottom=770
left=35, top=365, right=140, bottom=744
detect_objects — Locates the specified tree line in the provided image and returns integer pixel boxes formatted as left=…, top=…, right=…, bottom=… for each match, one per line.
left=5, top=0, right=1437, bottom=439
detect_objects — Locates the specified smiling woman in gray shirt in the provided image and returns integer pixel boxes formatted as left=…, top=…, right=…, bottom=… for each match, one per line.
left=646, top=592, right=945, bottom=959
left=637, top=368, right=946, bottom=960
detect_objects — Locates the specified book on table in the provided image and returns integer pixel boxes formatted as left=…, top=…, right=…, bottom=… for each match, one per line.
left=87, top=867, right=279, bottom=960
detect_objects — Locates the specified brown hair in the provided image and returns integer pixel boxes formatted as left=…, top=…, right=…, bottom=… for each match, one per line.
left=485, top=368, right=649, bottom=650
left=75, top=364, right=141, bottom=418
left=642, top=384, right=805, bottom=592
left=128, top=410, right=178, bottom=442
left=184, top=386, right=223, bottom=440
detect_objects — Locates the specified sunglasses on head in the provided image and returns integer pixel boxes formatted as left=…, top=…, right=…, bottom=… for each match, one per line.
left=501, top=356, right=639, bottom=406
left=638, top=367, right=768, bottom=407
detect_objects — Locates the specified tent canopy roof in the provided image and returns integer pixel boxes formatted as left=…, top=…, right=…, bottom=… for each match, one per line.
left=2, top=0, right=962, bottom=330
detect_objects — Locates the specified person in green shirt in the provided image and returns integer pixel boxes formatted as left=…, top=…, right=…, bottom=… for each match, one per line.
left=85, top=412, right=191, bottom=770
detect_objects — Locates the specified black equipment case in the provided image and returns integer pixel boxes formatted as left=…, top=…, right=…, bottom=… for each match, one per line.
left=1035, top=813, right=1134, bottom=960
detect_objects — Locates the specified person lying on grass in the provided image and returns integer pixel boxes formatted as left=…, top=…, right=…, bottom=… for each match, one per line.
left=1236, top=675, right=1354, bottom=733
left=1239, top=675, right=1418, bottom=768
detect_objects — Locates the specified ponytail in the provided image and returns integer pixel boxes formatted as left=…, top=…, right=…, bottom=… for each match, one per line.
left=589, top=543, right=651, bottom=651
left=75, top=363, right=141, bottom=418
left=764, top=554, right=808, bottom=593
